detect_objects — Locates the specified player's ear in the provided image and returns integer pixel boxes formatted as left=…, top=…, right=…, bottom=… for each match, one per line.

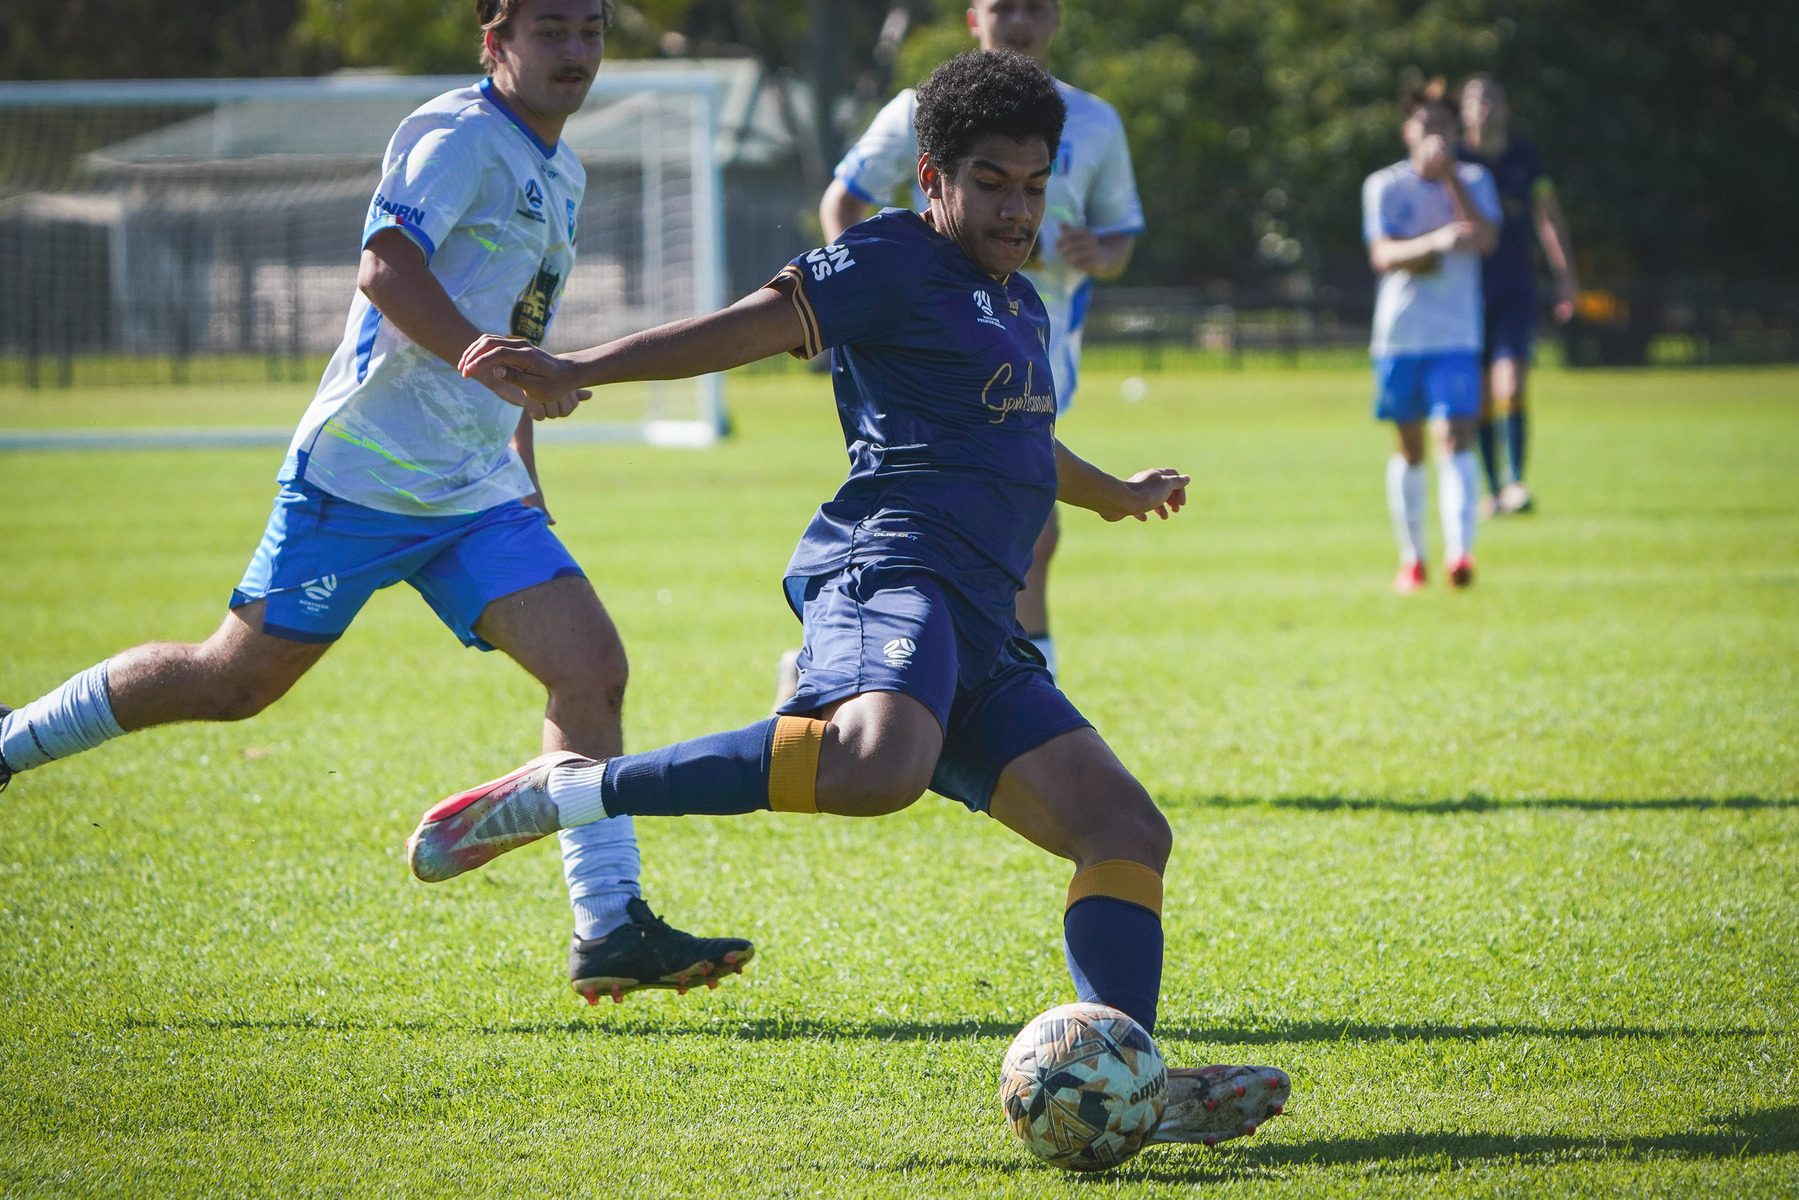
left=919, top=154, right=945, bottom=201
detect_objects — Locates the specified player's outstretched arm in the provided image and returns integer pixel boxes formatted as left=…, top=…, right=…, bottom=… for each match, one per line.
left=1052, top=440, right=1189, bottom=523
left=460, top=287, right=808, bottom=408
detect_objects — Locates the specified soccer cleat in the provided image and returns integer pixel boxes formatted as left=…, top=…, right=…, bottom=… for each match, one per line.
left=771, top=648, right=802, bottom=714
left=1394, top=560, right=1426, bottom=594
left=406, top=750, right=588, bottom=883
left=1497, top=481, right=1534, bottom=515
left=1448, top=555, right=1476, bottom=589
left=569, top=898, right=755, bottom=1005
left=0, top=704, right=12, bottom=793
left=1477, top=493, right=1501, bottom=521
left=1146, top=1065, right=1291, bottom=1147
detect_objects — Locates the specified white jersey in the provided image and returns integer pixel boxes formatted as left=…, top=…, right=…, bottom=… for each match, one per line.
left=833, top=80, right=1143, bottom=407
left=283, top=81, right=585, bottom=516
left=1362, top=159, right=1501, bottom=358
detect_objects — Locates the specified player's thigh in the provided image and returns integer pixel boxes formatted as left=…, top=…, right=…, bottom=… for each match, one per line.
left=988, top=726, right=1171, bottom=872
left=815, top=688, right=944, bottom=814
left=207, top=599, right=334, bottom=680
left=473, top=574, right=626, bottom=694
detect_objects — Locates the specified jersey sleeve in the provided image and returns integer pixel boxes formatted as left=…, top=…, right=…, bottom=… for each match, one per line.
left=765, top=221, right=923, bottom=359
left=362, top=123, right=485, bottom=262
left=832, top=91, right=919, bottom=205
left=1362, top=172, right=1390, bottom=242
left=1084, top=108, right=1145, bottom=237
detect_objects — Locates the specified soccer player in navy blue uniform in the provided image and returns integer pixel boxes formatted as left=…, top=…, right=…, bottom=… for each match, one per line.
left=408, top=50, right=1291, bottom=1147
left=1458, top=74, right=1580, bottom=516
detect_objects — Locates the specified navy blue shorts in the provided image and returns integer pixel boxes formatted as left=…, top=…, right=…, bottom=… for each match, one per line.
left=1483, top=293, right=1537, bottom=366
left=776, top=563, right=1092, bottom=812
left=230, top=478, right=583, bottom=648
left=1372, top=352, right=1482, bottom=424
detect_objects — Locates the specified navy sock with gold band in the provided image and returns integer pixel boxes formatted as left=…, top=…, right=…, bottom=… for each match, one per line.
left=599, top=715, right=825, bottom=818
left=1063, top=859, right=1165, bottom=1033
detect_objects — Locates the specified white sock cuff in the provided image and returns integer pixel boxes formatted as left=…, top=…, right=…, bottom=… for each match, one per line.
left=0, top=661, right=125, bottom=773
left=547, top=759, right=610, bottom=828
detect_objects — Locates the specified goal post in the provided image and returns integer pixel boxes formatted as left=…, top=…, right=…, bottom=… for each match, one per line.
left=0, top=70, right=730, bottom=444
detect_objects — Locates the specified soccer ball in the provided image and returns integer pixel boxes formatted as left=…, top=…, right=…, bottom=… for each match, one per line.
left=999, top=1002, right=1167, bottom=1172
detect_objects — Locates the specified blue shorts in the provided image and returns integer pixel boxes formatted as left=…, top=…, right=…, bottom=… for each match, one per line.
left=230, top=479, right=583, bottom=648
left=775, top=563, right=1091, bottom=812
left=1482, top=293, right=1537, bottom=366
left=1372, top=352, right=1482, bottom=424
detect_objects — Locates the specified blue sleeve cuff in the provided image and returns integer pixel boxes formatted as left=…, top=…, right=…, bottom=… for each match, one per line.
left=835, top=171, right=877, bottom=205
left=1087, top=221, right=1145, bottom=239
left=363, top=217, right=436, bottom=262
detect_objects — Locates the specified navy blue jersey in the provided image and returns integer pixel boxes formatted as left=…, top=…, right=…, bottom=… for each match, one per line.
left=1458, top=136, right=1545, bottom=301
left=770, top=209, right=1059, bottom=620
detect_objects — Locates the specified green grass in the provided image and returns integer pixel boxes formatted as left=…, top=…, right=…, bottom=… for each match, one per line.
left=1, top=364, right=1795, bottom=1197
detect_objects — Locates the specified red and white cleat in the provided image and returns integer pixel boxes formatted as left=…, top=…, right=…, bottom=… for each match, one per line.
left=406, top=750, right=589, bottom=883
left=1448, top=555, right=1475, bottom=589
left=1394, top=560, right=1427, bottom=594
left=1147, top=1065, right=1291, bottom=1148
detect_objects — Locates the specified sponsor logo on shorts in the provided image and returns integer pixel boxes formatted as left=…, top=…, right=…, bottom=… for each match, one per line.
left=299, top=574, right=338, bottom=614
left=882, top=637, right=916, bottom=667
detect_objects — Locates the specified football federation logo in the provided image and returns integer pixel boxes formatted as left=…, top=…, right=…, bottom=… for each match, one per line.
left=882, top=637, right=916, bottom=667
left=298, top=575, right=338, bottom=615
left=516, top=178, right=547, bottom=222
left=973, top=289, right=1005, bottom=329
left=565, top=198, right=578, bottom=242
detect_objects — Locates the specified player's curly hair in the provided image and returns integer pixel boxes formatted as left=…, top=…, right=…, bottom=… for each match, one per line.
left=478, top=0, right=616, bottom=73
left=913, top=50, right=1065, bottom=175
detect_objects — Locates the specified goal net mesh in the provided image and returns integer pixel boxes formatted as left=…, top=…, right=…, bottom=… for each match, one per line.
left=0, top=74, right=727, bottom=442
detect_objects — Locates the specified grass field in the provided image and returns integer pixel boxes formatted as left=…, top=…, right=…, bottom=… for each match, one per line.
left=1, top=363, right=1795, bottom=1197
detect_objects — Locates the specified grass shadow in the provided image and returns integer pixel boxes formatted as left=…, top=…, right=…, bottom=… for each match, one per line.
left=118, top=1014, right=1774, bottom=1045
left=1108, top=1104, right=1799, bottom=1181
left=1162, top=794, right=1799, bottom=814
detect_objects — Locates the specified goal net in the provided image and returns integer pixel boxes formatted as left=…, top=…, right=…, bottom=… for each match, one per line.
left=0, top=70, right=729, bottom=445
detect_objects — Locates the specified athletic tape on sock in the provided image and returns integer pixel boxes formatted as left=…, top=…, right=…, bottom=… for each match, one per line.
left=767, top=716, right=825, bottom=814
left=1066, top=859, right=1164, bottom=917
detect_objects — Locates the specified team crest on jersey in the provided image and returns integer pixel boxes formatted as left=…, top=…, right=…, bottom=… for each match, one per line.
left=973, top=289, right=1005, bottom=330
left=517, top=177, right=547, bottom=223
left=511, top=258, right=561, bottom=344
left=566, top=198, right=578, bottom=243
left=806, top=244, right=856, bottom=280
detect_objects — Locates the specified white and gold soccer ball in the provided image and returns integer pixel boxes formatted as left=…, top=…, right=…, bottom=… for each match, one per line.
left=999, top=1002, right=1167, bottom=1172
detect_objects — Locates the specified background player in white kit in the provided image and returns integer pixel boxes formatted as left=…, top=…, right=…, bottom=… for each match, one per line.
left=0, top=0, right=751, bottom=1003
left=808, top=0, right=1144, bottom=682
left=1363, top=81, right=1500, bottom=592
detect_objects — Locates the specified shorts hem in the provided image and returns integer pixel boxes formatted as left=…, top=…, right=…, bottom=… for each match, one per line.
left=259, top=622, right=342, bottom=645
left=777, top=682, right=950, bottom=737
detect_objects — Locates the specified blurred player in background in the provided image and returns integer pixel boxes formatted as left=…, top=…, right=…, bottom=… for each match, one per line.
left=0, top=0, right=751, bottom=1004
left=412, top=51, right=1291, bottom=1146
left=1458, top=73, right=1580, bottom=517
left=803, top=0, right=1144, bottom=684
left=1363, top=81, right=1500, bottom=591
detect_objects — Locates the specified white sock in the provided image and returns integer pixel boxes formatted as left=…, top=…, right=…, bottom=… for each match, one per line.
left=560, top=817, right=641, bottom=941
left=0, top=662, right=126, bottom=773
left=1439, top=451, right=1479, bottom=560
left=546, top=758, right=609, bottom=827
left=1386, top=455, right=1427, bottom=566
left=1029, top=635, right=1058, bottom=680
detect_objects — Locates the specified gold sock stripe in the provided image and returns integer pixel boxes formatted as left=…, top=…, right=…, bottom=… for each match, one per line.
left=1066, top=859, right=1164, bottom=916
left=767, top=716, right=825, bottom=813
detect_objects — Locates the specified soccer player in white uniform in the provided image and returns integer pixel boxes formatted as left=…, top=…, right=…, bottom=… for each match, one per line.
left=814, top=0, right=1144, bottom=680
left=1363, top=81, right=1500, bottom=592
left=0, top=0, right=751, bottom=1003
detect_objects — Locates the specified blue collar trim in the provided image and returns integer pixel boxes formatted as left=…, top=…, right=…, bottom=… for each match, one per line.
left=479, top=78, right=558, bottom=159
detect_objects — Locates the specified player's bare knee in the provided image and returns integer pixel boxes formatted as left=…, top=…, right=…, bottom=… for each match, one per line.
left=1079, top=785, right=1171, bottom=873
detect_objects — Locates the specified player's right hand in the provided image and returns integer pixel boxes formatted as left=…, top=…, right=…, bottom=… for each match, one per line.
left=460, top=335, right=587, bottom=420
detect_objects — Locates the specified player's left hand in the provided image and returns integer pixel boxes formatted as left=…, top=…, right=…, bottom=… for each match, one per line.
left=1054, top=225, right=1107, bottom=274
left=1108, top=468, right=1190, bottom=522
left=1552, top=277, right=1578, bottom=324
